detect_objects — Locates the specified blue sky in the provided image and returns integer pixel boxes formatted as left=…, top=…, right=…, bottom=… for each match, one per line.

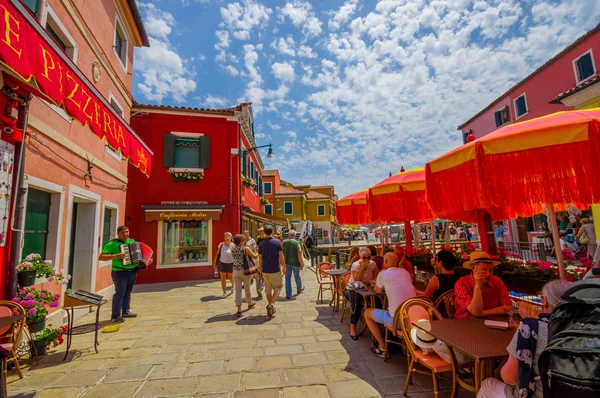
left=133, top=0, right=600, bottom=197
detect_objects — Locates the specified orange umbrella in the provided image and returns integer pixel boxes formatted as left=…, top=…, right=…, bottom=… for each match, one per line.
left=369, top=168, right=432, bottom=224
left=336, top=190, right=370, bottom=225
left=426, top=108, right=600, bottom=278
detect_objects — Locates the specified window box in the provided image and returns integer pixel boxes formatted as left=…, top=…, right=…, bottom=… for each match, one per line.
left=242, top=176, right=257, bottom=189
left=169, top=168, right=204, bottom=181
left=260, top=197, right=269, bottom=205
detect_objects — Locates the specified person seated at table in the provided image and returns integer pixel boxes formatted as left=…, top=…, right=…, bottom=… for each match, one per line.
left=345, top=247, right=360, bottom=270
left=454, top=251, right=511, bottom=319
left=344, top=247, right=380, bottom=340
left=365, top=252, right=416, bottom=357
left=416, top=249, right=459, bottom=302
left=478, top=280, right=572, bottom=398
left=368, top=245, right=384, bottom=271
left=395, top=246, right=414, bottom=280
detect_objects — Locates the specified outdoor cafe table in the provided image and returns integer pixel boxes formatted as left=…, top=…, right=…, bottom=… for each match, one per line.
left=412, top=318, right=515, bottom=393
left=357, top=288, right=386, bottom=335
left=323, top=269, right=349, bottom=311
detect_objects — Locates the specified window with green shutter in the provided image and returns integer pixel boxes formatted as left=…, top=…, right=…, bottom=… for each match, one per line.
left=264, top=204, right=272, bottom=215
left=514, top=95, right=528, bottom=118
left=317, top=205, right=325, bottom=216
left=284, top=202, right=293, bottom=215
left=264, top=182, right=272, bottom=194
left=23, top=189, right=51, bottom=259
left=163, top=135, right=210, bottom=169
left=575, top=52, right=595, bottom=82
left=102, top=208, right=113, bottom=247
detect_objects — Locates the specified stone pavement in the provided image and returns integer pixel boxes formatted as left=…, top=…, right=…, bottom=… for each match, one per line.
left=7, top=265, right=472, bottom=398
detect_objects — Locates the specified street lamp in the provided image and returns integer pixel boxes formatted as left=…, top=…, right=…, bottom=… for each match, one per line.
left=241, top=143, right=274, bottom=159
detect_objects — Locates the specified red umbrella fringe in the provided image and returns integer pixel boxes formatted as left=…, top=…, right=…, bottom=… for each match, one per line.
left=336, top=203, right=370, bottom=225
left=368, top=190, right=405, bottom=224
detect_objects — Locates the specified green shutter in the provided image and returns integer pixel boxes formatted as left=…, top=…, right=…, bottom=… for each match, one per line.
left=163, top=135, right=176, bottom=167
left=102, top=209, right=112, bottom=247
left=199, top=136, right=210, bottom=168
left=23, top=189, right=51, bottom=259
left=242, top=151, right=247, bottom=177
left=258, top=176, right=263, bottom=196
left=494, top=111, right=502, bottom=127
left=284, top=202, right=293, bottom=215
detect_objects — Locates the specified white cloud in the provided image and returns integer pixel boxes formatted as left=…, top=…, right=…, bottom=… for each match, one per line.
left=225, top=65, right=240, bottom=76
left=298, top=45, right=317, bottom=58
left=271, top=36, right=296, bottom=56
left=220, top=0, right=272, bottom=41
left=244, top=44, right=262, bottom=84
left=278, top=1, right=323, bottom=37
left=135, top=4, right=196, bottom=103
left=255, top=132, right=266, bottom=139
left=285, top=131, right=297, bottom=139
left=328, top=0, right=359, bottom=30
left=202, top=95, right=229, bottom=108
left=272, top=62, right=295, bottom=82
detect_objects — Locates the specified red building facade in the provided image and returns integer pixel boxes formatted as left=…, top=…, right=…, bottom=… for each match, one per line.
left=127, top=103, right=285, bottom=284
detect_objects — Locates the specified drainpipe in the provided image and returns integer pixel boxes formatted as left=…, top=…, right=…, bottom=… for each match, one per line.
left=7, top=94, right=32, bottom=299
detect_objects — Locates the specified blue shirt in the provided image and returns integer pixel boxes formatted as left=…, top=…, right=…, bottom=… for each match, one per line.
left=258, top=237, right=282, bottom=273
left=495, top=226, right=504, bottom=238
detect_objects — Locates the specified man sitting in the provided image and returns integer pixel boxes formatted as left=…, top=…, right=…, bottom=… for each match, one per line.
left=454, top=251, right=511, bottom=319
left=365, top=252, right=416, bottom=358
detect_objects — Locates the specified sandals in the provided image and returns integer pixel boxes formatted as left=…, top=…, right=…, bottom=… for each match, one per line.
left=236, top=310, right=242, bottom=317
left=248, top=301, right=256, bottom=309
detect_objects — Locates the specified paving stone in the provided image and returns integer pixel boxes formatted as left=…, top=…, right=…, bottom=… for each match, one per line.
left=34, top=387, right=85, bottom=398
left=282, top=385, right=331, bottom=398
left=256, top=355, right=291, bottom=370
left=283, top=367, right=326, bottom=386
left=149, top=363, right=189, bottom=379
left=137, top=377, right=199, bottom=397
left=6, top=373, right=60, bottom=391
left=264, top=345, right=304, bottom=356
left=54, top=370, right=108, bottom=387
left=276, top=336, right=317, bottom=345
left=324, top=363, right=372, bottom=382
left=224, top=357, right=256, bottom=373
left=227, top=347, right=264, bottom=358
left=241, top=370, right=282, bottom=390
left=81, top=381, right=142, bottom=398
left=329, top=379, right=381, bottom=398
left=116, top=346, right=161, bottom=358
left=233, top=388, right=280, bottom=398
left=103, top=365, right=153, bottom=382
left=197, top=373, right=242, bottom=393
left=291, top=353, right=329, bottom=367
left=185, top=360, right=225, bottom=376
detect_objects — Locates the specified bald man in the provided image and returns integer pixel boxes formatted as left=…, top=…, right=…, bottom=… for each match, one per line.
left=365, top=252, right=416, bottom=358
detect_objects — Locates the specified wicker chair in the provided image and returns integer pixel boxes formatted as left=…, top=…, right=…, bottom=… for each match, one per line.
left=434, top=290, right=456, bottom=319
left=339, top=273, right=352, bottom=322
left=0, top=301, right=26, bottom=383
left=316, top=262, right=334, bottom=304
left=384, top=297, right=432, bottom=362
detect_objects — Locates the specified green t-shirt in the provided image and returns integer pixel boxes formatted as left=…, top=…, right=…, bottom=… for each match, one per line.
left=282, top=238, right=301, bottom=267
left=101, top=238, right=136, bottom=271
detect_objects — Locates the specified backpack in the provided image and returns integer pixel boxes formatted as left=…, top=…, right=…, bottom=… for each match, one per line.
left=538, top=279, right=600, bottom=397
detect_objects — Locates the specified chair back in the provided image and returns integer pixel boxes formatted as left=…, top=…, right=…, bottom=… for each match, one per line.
left=316, top=262, right=332, bottom=282
left=399, top=298, right=443, bottom=359
left=434, top=290, right=456, bottom=319
left=338, top=272, right=351, bottom=293
left=0, top=301, right=26, bottom=348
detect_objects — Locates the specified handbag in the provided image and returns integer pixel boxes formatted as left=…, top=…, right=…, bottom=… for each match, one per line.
left=243, top=253, right=258, bottom=276
left=580, top=231, right=589, bottom=245
left=216, top=242, right=223, bottom=265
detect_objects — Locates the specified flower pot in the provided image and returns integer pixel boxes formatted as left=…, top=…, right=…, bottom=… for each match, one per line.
left=27, top=318, right=46, bottom=333
left=17, top=270, right=37, bottom=287
left=29, top=338, right=47, bottom=358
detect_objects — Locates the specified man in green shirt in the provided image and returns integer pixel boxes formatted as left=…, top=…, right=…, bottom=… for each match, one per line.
left=283, top=230, right=304, bottom=299
left=98, top=226, right=146, bottom=323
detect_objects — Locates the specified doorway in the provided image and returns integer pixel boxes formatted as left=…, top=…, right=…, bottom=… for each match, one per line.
left=67, top=196, right=98, bottom=292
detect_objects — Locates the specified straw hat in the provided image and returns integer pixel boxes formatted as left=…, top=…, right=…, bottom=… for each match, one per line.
left=410, top=320, right=437, bottom=349
left=463, top=251, right=501, bottom=269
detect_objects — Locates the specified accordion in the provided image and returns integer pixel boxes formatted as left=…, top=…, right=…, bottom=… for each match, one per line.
left=120, top=242, right=153, bottom=269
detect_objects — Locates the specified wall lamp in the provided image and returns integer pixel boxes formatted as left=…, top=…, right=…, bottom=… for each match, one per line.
left=240, top=143, right=274, bottom=159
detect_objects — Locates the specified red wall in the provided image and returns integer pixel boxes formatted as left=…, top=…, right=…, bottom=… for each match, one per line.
left=461, top=31, right=600, bottom=138
left=127, top=111, right=243, bottom=283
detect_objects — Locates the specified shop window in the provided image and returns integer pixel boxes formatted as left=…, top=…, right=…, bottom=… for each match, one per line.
left=114, top=16, right=128, bottom=70
left=162, top=220, right=209, bottom=265
left=264, top=182, right=272, bottom=194
left=284, top=202, right=293, bottom=215
left=264, top=204, right=273, bottom=215
left=494, top=106, right=509, bottom=128
left=163, top=134, right=211, bottom=169
left=102, top=207, right=118, bottom=248
left=317, top=205, right=325, bottom=216
left=514, top=94, right=528, bottom=119
left=574, top=51, right=596, bottom=83
left=23, top=189, right=51, bottom=259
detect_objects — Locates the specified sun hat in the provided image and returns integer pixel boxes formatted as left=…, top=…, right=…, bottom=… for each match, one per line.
left=410, top=320, right=437, bottom=349
left=463, top=251, right=501, bottom=269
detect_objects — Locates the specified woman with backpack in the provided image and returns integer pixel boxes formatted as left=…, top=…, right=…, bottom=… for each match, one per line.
left=231, top=234, right=259, bottom=317
left=477, top=279, right=572, bottom=398
left=214, top=232, right=235, bottom=298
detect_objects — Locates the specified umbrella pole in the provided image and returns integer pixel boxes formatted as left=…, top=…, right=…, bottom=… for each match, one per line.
left=430, top=220, right=436, bottom=252
left=546, top=203, right=566, bottom=280
left=405, top=220, right=413, bottom=256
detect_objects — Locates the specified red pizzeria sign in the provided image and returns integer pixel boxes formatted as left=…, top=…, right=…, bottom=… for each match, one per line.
left=0, top=0, right=152, bottom=175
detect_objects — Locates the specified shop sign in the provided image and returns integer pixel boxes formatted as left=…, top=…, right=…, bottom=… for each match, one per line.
left=0, top=0, right=152, bottom=175
left=160, top=201, right=208, bottom=205
left=145, top=210, right=221, bottom=222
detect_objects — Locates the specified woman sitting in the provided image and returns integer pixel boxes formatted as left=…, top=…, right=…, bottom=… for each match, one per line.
left=478, top=280, right=572, bottom=398
left=416, top=250, right=459, bottom=302
left=344, top=247, right=380, bottom=340
left=345, top=247, right=360, bottom=270
left=368, top=245, right=384, bottom=271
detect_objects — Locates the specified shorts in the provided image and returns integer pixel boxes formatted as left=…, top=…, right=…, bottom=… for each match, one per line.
left=218, top=261, right=233, bottom=273
left=263, top=272, right=283, bottom=291
left=371, top=308, right=393, bottom=327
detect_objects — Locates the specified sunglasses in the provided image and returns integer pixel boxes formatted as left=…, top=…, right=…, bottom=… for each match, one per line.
left=361, top=256, right=371, bottom=260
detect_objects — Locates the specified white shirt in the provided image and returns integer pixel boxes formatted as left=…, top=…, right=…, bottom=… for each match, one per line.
left=219, top=242, right=235, bottom=263
left=376, top=267, right=416, bottom=317
left=245, top=238, right=258, bottom=264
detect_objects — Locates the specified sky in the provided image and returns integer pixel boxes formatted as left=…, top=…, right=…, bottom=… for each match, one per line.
left=132, top=0, right=600, bottom=198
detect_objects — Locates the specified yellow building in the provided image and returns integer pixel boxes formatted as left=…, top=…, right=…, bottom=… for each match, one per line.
left=274, top=182, right=307, bottom=223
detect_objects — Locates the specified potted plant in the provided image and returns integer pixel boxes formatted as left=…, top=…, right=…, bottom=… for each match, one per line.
left=30, top=324, right=68, bottom=358
left=260, top=197, right=269, bottom=205
left=13, top=288, right=60, bottom=333
left=17, top=254, right=54, bottom=287
left=242, top=176, right=256, bottom=189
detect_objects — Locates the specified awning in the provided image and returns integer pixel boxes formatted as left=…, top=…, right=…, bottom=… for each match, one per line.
left=0, top=0, right=152, bottom=176
left=242, top=209, right=288, bottom=227
left=142, top=204, right=224, bottom=222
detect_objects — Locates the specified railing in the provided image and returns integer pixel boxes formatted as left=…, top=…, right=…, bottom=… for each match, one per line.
left=498, top=241, right=547, bottom=262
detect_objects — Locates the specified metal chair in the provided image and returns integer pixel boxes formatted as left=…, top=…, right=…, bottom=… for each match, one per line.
left=339, top=273, right=352, bottom=322
left=434, top=290, right=456, bottom=319
left=316, top=262, right=334, bottom=304
left=0, top=301, right=26, bottom=382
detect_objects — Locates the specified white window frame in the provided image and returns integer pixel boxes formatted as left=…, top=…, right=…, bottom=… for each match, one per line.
left=169, top=131, right=205, bottom=172
left=493, top=105, right=509, bottom=128
left=41, top=4, right=78, bottom=63
left=105, top=93, right=125, bottom=161
left=572, top=49, right=597, bottom=84
left=317, top=204, right=326, bottom=217
left=99, top=201, right=119, bottom=268
left=156, top=220, right=213, bottom=269
left=284, top=201, right=293, bottom=215
left=513, top=93, right=528, bottom=120
left=264, top=204, right=273, bottom=215
left=113, top=14, right=129, bottom=72
left=263, top=181, right=272, bottom=194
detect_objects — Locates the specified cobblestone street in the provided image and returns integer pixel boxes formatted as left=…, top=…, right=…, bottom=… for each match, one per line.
left=7, top=265, right=465, bottom=398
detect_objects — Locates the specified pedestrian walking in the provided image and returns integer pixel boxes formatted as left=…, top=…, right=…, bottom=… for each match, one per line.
left=244, top=229, right=263, bottom=299
left=214, top=232, right=235, bottom=298
left=283, top=230, right=304, bottom=299
left=231, top=234, right=258, bottom=316
left=258, top=225, right=286, bottom=318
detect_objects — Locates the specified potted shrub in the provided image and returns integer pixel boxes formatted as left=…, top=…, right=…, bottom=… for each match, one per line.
left=17, top=254, right=54, bottom=287
left=242, top=176, right=256, bottom=189
left=260, top=197, right=269, bottom=205
left=13, top=288, right=60, bottom=333
left=29, top=324, right=68, bottom=358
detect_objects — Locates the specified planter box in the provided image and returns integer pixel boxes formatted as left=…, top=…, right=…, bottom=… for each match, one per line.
left=27, top=318, right=46, bottom=334
left=29, top=338, right=47, bottom=358
left=500, top=275, right=547, bottom=295
left=17, top=270, right=37, bottom=287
